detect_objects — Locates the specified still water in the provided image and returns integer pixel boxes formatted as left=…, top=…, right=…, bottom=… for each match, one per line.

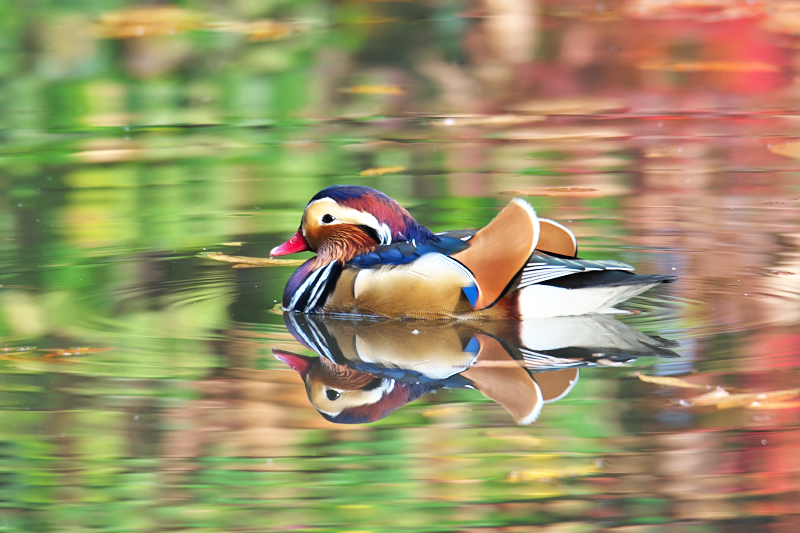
left=1, top=1, right=800, bottom=531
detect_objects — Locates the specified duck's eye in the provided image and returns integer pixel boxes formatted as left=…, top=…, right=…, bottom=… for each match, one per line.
left=325, top=389, right=340, bottom=401
left=321, top=214, right=335, bottom=224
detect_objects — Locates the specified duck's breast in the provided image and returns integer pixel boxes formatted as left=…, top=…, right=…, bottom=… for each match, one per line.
left=323, top=253, right=490, bottom=318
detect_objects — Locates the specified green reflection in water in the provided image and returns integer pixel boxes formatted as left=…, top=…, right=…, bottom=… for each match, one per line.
left=1, top=0, right=799, bottom=531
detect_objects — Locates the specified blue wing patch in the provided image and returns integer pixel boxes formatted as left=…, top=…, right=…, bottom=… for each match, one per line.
left=349, top=232, right=473, bottom=268
left=462, top=285, right=479, bottom=307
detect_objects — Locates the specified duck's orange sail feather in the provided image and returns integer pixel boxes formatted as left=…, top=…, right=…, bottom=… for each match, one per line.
left=537, top=219, right=577, bottom=257
left=451, top=199, right=540, bottom=310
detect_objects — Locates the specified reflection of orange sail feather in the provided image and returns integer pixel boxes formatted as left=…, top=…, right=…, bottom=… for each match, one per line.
left=452, top=199, right=539, bottom=310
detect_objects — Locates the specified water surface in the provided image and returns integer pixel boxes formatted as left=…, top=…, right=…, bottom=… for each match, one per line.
left=1, top=1, right=800, bottom=531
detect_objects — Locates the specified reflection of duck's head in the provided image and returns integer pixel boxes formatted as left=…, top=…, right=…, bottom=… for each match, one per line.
left=274, top=349, right=436, bottom=424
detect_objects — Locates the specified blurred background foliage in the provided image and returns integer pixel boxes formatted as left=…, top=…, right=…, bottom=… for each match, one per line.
left=2, top=0, right=800, bottom=530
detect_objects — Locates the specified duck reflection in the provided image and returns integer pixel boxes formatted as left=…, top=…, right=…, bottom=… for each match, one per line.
left=275, top=313, right=678, bottom=425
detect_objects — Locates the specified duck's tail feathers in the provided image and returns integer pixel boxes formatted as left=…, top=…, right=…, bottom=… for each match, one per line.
left=516, top=280, right=666, bottom=318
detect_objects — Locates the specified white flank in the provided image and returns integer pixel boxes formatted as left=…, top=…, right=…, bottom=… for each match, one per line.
left=517, top=283, right=659, bottom=318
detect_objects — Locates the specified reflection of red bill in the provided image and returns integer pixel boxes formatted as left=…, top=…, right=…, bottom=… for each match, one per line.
left=273, top=348, right=314, bottom=379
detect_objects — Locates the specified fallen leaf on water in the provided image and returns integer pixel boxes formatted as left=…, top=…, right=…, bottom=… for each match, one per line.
left=507, top=97, right=626, bottom=115
left=507, top=463, right=600, bottom=482
left=430, top=114, right=545, bottom=127
left=339, top=85, right=406, bottom=95
left=74, top=148, right=143, bottom=164
left=762, top=4, right=800, bottom=35
left=1, top=347, right=110, bottom=364
left=492, top=127, right=628, bottom=141
left=74, top=139, right=143, bottom=164
left=713, top=389, right=800, bottom=409
left=43, top=347, right=112, bottom=358
left=639, top=61, right=779, bottom=72
left=95, top=7, right=204, bottom=39
left=359, top=166, right=406, bottom=176
left=1, top=346, right=36, bottom=352
left=637, top=372, right=800, bottom=410
left=206, top=20, right=301, bottom=41
left=627, top=0, right=764, bottom=20
left=635, top=371, right=710, bottom=390
left=422, top=405, right=468, bottom=418
left=746, top=400, right=800, bottom=410
left=203, top=252, right=305, bottom=267
left=484, top=431, right=543, bottom=448
left=769, top=141, right=800, bottom=160
left=690, top=388, right=730, bottom=406
left=504, top=187, right=603, bottom=198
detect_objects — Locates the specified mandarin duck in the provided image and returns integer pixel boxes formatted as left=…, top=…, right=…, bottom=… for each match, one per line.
left=271, top=185, right=674, bottom=319
left=274, top=313, right=678, bottom=424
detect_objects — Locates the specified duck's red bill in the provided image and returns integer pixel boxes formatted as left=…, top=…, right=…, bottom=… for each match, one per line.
left=270, top=229, right=310, bottom=257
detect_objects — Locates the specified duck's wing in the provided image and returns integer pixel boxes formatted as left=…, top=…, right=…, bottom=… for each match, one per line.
left=349, top=233, right=470, bottom=268
left=519, top=252, right=636, bottom=287
left=451, top=199, right=540, bottom=310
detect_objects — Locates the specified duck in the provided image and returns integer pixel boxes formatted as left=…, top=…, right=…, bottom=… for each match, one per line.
left=274, top=313, right=678, bottom=424
left=270, top=185, right=674, bottom=319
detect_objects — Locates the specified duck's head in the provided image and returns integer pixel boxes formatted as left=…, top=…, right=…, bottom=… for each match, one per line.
left=270, top=185, right=435, bottom=265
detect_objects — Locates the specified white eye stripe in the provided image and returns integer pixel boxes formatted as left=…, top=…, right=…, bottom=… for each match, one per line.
left=306, top=198, right=393, bottom=244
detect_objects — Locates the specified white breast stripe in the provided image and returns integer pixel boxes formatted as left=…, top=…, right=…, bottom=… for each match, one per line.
left=305, top=262, right=336, bottom=312
left=287, top=262, right=336, bottom=312
left=288, top=267, right=324, bottom=311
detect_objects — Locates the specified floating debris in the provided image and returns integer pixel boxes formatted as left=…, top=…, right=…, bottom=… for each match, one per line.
left=503, top=187, right=603, bottom=198
left=507, top=97, right=626, bottom=116
left=769, top=141, right=800, bottom=160
left=359, top=166, right=406, bottom=176
left=206, top=20, right=302, bottom=41
left=640, top=60, right=779, bottom=72
left=339, top=85, right=407, bottom=95
left=430, top=114, right=544, bottom=127
left=636, top=372, right=800, bottom=410
left=203, top=252, right=305, bottom=267
left=95, top=7, right=204, bottom=39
